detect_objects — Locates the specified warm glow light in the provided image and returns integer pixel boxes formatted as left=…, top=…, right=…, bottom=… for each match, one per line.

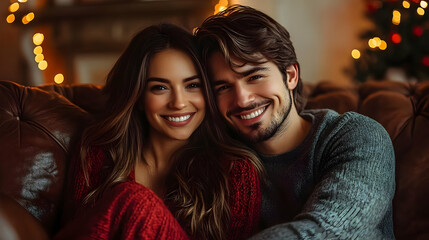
left=402, top=0, right=410, bottom=8
left=373, top=37, right=382, bottom=47
left=392, top=10, right=401, bottom=25
left=368, top=38, right=378, bottom=48
left=219, top=0, right=228, bottom=5
left=33, top=33, right=44, bottom=45
left=38, top=60, right=48, bottom=70
left=9, top=2, right=19, bottom=13
left=54, top=74, right=64, bottom=84
left=417, top=7, right=425, bottom=15
left=18, top=0, right=27, bottom=2
left=423, top=56, right=429, bottom=66
left=379, top=40, right=387, bottom=50
left=22, top=16, right=29, bottom=24
left=351, top=49, right=361, bottom=59
left=35, top=54, right=44, bottom=63
left=214, top=0, right=228, bottom=14
left=421, top=1, right=428, bottom=8
left=33, top=46, right=43, bottom=55
left=25, top=12, right=35, bottom=22
left=6, top=14, right=15, bottom=23
left=392, top=33, right=402, bottom=43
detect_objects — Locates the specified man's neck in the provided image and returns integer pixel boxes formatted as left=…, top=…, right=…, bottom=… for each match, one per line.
left=255, top=108, right=312, bottom=156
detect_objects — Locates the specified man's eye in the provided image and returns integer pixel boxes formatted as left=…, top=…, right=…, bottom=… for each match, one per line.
left=215, top=85, right=230, bottom=93
left=249, top=75, right=263, bottom=81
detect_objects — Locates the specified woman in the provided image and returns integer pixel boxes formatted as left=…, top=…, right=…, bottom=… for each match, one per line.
left=56, top=24, right=263, bottom=240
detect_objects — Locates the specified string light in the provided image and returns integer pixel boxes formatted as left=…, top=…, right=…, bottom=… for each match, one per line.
left=391, top=33, right=402, bottom=43
left=33, top=33, right=44, bottom=45
left=417, top=7, right=425, bottom=15
left=8, top=2, right=19, bottom=13
left=351, top=49, right=361, bottom=59
left=392, top=10, right=401, bottom=25
left=214, top=0, right=228, bottom=14
left=6, top=0, right=61, bottom=83
left=22, top=12, right=35, bottom=24
left=379, top=40, right=387, bottom=50
left=35, top=54, right=44, bottom=63
left=6, top=14, right=15, bottom=23
left=33, top=46, right=43, bottom=55
left=368, top=38, right=378, bottom=48
left=38, top=60, right=48, bottom=70
left=421, top=1, right=428, bottom=8
left=54, top=74, right=64, bottom=84
left=402, top=0, right=411, bottom=8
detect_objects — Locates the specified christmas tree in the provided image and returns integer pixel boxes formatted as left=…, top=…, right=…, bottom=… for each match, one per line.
left=352, top=0, right=429, bottom=82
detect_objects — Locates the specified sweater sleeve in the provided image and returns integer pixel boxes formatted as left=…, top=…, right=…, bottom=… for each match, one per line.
left=250, top=113, right=396, bottom=239
left=227, top=157, right=261, bottom=240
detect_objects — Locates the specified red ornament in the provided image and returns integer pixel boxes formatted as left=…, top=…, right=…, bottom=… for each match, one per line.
left=423, top=56, right=429, bottom=67
left=413, top=26, right=423, bottom=37
left=391, top=33, right=402, bottom=43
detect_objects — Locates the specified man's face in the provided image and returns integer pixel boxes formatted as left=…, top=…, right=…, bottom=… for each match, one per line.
left=208, top=52, right=293, bottom=143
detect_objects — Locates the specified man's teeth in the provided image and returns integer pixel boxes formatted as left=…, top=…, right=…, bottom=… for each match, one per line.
left=166, top=115, right=191, bottom=122
left=240, top=107, right=265, bottom=120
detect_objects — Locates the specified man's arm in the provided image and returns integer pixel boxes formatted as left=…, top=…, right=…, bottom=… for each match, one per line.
left=250, top=114, right=395, bottom=239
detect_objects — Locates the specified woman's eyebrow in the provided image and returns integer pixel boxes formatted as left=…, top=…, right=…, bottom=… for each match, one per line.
left=183, top=75, right=201, bottom=82
left=147, top=77, right=169, bottom=83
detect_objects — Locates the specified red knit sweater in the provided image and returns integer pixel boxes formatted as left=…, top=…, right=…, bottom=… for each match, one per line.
left=56, top=149, right=261, bottom=240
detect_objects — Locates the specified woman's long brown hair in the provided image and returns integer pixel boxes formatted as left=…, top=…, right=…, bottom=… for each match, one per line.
left=79, top=23, right=263, bottom=240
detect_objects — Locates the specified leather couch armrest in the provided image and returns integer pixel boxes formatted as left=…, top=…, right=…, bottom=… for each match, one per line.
left=0, top=194, right=48, bottom=240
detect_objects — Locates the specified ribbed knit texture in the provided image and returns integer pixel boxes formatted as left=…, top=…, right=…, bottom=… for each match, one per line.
left=57, top=148, right=261, bottom=239
left=251, top=109, right=396, bottom=240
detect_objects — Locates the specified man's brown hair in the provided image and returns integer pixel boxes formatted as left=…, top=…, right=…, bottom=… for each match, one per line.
left=196, top=4, right=305, bottom=112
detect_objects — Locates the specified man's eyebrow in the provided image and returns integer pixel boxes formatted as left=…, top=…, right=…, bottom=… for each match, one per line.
left=239, top=66, right=268, bottom=77
left=213, top=80, right=228, bottom=86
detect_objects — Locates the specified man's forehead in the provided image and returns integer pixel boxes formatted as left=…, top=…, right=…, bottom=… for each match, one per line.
left=210, top=51, right=267, bottom=72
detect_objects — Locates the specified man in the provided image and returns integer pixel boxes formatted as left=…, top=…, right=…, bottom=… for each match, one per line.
left=196, top=5, right=395, bottom=239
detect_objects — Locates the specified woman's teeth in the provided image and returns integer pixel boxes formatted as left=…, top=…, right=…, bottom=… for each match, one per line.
left=166, top=115, right=191, bottom=122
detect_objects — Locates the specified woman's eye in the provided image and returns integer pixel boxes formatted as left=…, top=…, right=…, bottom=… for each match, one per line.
left=150, top=85, right=167, bottom=91
left=187, top=82, right=201, bottom=89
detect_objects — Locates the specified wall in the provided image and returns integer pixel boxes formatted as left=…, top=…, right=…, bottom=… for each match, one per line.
left=231, top=0, right=371, bottom=86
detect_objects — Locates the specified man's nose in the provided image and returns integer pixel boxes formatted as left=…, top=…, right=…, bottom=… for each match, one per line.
left=235, top=84, right=255, bottom=108
left=169, top=89, right=186, bottom=109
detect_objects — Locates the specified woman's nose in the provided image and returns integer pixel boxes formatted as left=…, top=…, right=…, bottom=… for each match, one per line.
left=169, top=89, right=186, bottom=109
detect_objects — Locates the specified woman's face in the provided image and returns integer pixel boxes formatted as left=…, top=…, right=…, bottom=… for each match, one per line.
left=143, top=48, right=205, bottom=141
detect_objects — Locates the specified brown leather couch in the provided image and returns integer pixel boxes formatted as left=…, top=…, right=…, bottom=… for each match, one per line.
left=1, top=80, right=428, bottom=239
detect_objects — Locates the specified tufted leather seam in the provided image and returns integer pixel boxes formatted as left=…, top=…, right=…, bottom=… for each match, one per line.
left=24, top=120, right=68, bottom=153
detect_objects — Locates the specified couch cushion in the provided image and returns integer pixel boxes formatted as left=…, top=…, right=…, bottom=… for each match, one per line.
left=359, top=81, right=429, bottom=239
left=0, top=81, right=91, bottom=233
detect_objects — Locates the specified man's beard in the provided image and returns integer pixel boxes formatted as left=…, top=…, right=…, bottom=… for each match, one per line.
left=234, top=91, right=292, bottom=144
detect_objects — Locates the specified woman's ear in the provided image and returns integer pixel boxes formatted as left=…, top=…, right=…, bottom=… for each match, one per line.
left=285, top=64, right=299, bottom=90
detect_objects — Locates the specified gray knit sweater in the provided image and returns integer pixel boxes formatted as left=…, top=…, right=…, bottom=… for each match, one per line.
left=250, top=109, right=395, bottom=240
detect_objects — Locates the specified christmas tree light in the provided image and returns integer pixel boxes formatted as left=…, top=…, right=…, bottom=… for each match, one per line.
left=351, top=0, right=429, bottom=82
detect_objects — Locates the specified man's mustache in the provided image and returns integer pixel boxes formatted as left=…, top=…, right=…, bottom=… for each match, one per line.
left=226, top=99, right=273, bottom=117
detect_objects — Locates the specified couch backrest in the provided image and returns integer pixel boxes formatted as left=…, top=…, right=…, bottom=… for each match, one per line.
left=0, top=81, right=101, bottom=233
left=1, top=80, right=428, bottom=239
left=305, top=80, right=429, bottom=239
